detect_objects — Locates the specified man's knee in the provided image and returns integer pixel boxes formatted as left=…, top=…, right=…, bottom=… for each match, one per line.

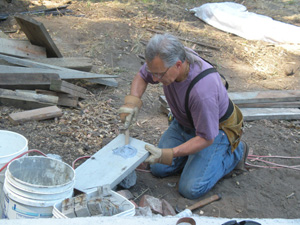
left=178, top=181, right=211, bottom=199
left=150, top=164, right=169, bottom=178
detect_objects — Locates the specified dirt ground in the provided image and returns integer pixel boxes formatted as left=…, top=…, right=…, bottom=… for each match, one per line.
left=0, top=0, right=300, bottom=219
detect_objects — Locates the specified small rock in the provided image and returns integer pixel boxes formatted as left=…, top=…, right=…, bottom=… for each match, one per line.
left=139, top=195, right=163, bottom=215
left=117, top=190, right=134, bottom=200
left=162, top=199, right=176, bottom=216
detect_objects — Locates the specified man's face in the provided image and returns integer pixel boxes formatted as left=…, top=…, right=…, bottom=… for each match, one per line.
left=146, top=56, right=180, bottom=86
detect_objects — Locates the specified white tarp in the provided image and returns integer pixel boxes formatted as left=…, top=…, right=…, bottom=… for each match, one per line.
left=190, top=2, right=300, bottom=44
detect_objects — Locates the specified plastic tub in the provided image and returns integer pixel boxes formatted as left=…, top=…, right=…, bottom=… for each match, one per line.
left=2, top=156, right=75, bottom=219
left=52, top=186, right=135, bottom=218
left=0, top=130, right=28, bottom=219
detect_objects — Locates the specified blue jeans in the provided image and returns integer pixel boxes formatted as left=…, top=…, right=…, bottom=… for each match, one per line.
left=150, top=119, right=244, bottom=199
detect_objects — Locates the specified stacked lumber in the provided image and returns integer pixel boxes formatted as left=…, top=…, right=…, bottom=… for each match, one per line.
left=0, top=15, right=118, bottom=124
left=159, top=90, right=300, bottom=121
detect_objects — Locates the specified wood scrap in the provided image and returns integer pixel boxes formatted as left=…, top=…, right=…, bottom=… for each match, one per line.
left=0, top=30, right=8, bottom=38
left=50, top=80, right=87, bottom=99
left=36, top=89, right=78, bottom=108
left=235, top=101, right=300, bottom=108
left=31, top=57, right=93, bottom=72
left=0, top=55, right=118, bottom=82
left=242, top=108, right=300, bottom=121
left=87, top=77, right=118, bottom=88
left=9, top=105, right=63, bottom=124
left=0, top=88, right=58, bottom=110
left=0, top=5, right=71, bottom=21
left=0, top=72, right=60, bottom=90
left=14, top=14, right=63, bottom=58
left=228, top=90, right=300, bottom=105
left=159, top=90, right=300, bottom=121
left=0, top=38, right=46, bottom=58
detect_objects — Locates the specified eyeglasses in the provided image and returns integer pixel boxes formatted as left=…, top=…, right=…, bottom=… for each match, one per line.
left=222, top=220, right=261, bottom=225
left=146, top=65, right=170, bottom=79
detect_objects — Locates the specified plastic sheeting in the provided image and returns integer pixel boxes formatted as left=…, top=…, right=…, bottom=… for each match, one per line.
left=190, top=2, right=300, bottom=44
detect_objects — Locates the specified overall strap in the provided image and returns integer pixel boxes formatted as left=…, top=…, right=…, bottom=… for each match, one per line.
left=185, top=68, right=217, bottom=128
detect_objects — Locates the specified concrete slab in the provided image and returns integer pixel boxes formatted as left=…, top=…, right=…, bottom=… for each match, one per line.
left=0, top=216, right=299, bottom=225
left=74, top=134, right=149, bottom=192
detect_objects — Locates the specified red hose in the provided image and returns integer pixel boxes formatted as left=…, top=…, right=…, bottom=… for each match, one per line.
left=0, top=149, right=47, bottom=173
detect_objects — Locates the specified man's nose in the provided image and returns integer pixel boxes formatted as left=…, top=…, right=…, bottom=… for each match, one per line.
left=152, top=76, right=160, bottom=82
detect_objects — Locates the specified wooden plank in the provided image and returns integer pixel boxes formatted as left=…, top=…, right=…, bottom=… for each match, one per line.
left=236, top=101, right=300, bottom=108
left=228, top=90, right=300, bottom=104
left=0, top=88, right=58, bottom=109
left=0, top=56, right=118, bottom=82
left=87, top=77, right=118, bottom=87
left=0, top=72, right=60, bottom=90
left=57, top=94, right=78, bottom=108
left=159, top=95, right=300, bottom=121
left=36, top=89, right=78, bottom=107
left=9, top=105, right=62, bottom=124
left=74, top=134, right=150, bottom=192
left=0, top=30, right=8, bottom=38
left=161, top=94, right=300, bottom=109
left=0, top=65, right=117, bottom=80
left=242, top=108, right=300, bottom=121
left=50, top=80, right=87, bottom=99
left=0, top=38, right=47, bottom=58
left=14, top=15, right=63, bottom=58
left=32, top=57, right=93, bottom=72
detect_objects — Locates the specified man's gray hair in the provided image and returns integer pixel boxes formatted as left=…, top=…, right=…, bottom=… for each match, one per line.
left=145, top=33, right=199, bottom=67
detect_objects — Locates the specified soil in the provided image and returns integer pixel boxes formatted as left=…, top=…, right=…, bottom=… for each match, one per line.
left=1, top=0, right=300, bottom=219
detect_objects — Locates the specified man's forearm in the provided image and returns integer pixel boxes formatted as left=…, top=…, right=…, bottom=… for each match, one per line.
left=173, top=136, right=213, bottom=157
left=130, top=73, right=147, bottom=98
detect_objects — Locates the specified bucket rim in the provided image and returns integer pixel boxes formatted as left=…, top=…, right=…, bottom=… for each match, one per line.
left=0, top=130, right=28, bottom=160
left=6, top=156, right=75, bottom=188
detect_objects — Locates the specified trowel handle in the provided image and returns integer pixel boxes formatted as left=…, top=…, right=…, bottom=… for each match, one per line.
left=187, top=194, right=221, bottom=211
left=125, top=129, right=129, bottom=145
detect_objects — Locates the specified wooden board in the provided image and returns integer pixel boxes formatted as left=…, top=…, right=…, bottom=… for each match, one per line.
left=228, top=90, right=300, bottom=104
left=241, top=108, right=300, bottom=121
left=50, top=80, right=87, bottom=99
left=36, top=89, right=78, bottom=107
left=9, top=105, right=62, bottom=124
left=87, top=77, right=118, bottom=87
left=0, top=38, right=47, bottom=58
left=74, top=134, right=150, bottom=192
left=0, top=88, right=58, bottom=109
left=159, top=95, right=300, bottom=121
left=0, top=72, right=60, bottom=90
left=0, top=55, right=118, bottom=82
left=32, top=57, right=93, bottom=72
left=235, top=101, right=300, bottom=108
left=14, top=15, right=63, bottom=58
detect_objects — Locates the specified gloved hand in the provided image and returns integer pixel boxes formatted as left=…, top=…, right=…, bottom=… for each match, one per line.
left=118, top=95, right=142, bottom=129
left=144, top=145, right=174, bottom=165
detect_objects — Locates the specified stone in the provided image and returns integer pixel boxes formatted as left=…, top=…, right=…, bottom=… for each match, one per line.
left=61, top=198, right=76, bottom=218
left=161, top=199, right=176, bottom=216
left=74, top=194, right=91, bottom=217
left=139, top=195, right=163, bottom=215
left=117, top=190, right=134, bottom=200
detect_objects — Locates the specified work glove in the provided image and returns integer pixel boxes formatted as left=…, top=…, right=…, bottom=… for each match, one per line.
left=144, top=145, right=174, bottom=165
left=118, top=95, right=142, bottom=129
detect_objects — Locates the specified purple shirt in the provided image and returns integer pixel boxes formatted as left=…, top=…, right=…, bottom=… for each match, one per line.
left=139, top=56, right=229, bottom=140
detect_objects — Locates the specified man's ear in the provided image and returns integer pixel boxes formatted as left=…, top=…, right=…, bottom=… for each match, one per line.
left=175, top=60, right=183, bottom=69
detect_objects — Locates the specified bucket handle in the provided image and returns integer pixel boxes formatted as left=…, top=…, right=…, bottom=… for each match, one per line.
left=0, top=149, right=47, bottom=173
left=72, top=156, right=91, bottom=169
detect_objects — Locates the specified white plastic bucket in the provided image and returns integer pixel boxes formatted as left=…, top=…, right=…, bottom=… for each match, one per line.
left=0, top=130, right=28, bottom=219
left=2, top=156, right=75, bottom=219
